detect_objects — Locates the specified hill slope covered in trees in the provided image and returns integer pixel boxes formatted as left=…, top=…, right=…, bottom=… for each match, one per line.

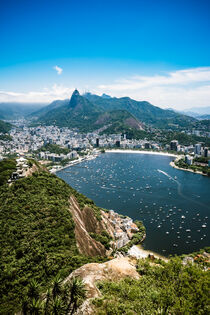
left=0, top=168, right=107, bottom=314
left=0, top=119, right=12, bottom=133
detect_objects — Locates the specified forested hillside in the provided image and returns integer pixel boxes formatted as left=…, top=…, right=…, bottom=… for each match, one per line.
left=0, top=119, right=12, bottom=133
left=0, top=170, right=105, bottom=314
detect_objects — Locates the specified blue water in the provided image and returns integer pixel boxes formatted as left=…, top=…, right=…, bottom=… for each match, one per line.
left=57, top=153, right=210, bottom=256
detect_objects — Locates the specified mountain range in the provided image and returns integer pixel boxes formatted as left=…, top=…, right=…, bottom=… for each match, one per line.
left=32, top=90, right=144, bottom=134
left=29, top=90, right=199, bottom=133
left=0, top=102, right=46, bottom=120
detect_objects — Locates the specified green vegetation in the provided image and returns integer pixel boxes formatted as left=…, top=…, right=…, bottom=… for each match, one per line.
left=38, top=90, right=102, bottom=132
left=84, top=93, right=198, bottom=130
left=37, top=92, right=145, bottom=134
left=175, top=158, right=210, bottom=176
left=198, top=119, right=210, bottom=131
left=69, top=186, right=102, bottom=220
left=59, top=158, right=78, bottom=166
left=161, top=130, right=210, bottom=146
left=93, top=256, right=210, bottom=314
left=1, top=155, right=209, bottom=314
left=0, top=158, right=16, bottom=186
left=102, top=122, right=149, bottom=140
left=38, top=143, right=70, bottom=155
left=194, top=156, right=209, bottom=164
left=27, top=158, right=43, bottom=169
left=0, top=120, right=12, bottom=133
left=0, top=171, right=104, bottom=314
left=0, top=134, right=12, bottom=141
left=21, top=276, right=86, bottom=315
left=90, top=231, right=113, bottom=249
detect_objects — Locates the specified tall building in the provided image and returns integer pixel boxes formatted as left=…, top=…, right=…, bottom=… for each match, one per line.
left=185, top=155, right=193, bottom=165
left=195, top=143, right=201, bottom=155
left=116, top=140, right=120, bottom=148
left=204, top=147, right=208, bottom=158
left=170, top=140, right=178, bottom=151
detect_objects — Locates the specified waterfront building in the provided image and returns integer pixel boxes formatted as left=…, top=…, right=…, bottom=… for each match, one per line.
left=170, top=140, right=178, bottom=151
left=195, top=143, right=201, bottom=155
left=204, top=147, right=209, bottom=158
left=185, top=155, right=193, bottom=165
left=116, top=140, right=120, bottom=148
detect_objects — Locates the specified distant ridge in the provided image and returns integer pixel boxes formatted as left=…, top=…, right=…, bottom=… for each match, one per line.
left=28, top=90, right=201, bottom=132
left=0, top=102, right=46, bottom=120
left=32, top=90, right=144, bottom=133
left=84, top=92, right=197, bottom=129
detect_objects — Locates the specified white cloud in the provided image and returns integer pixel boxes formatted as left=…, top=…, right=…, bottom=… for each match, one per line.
left=96, top=67, right=210, bottom=110
left=53, top=65, right=63, bottom=75
left=0, top=67, right=210, bottom=110
left=0, top=84, right=74, bottom=103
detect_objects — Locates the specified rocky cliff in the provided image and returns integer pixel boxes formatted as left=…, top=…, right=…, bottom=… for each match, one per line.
left=69, top=195, right=115, bottom=256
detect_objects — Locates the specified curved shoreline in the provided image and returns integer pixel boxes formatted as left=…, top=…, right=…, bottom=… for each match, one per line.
left=170, top=156, right=207, bottom=176
left=52, top=154, right=99, bottom=174
left=53, top=149, right=176, bottom=174
left=128, top=245, right=168, bottom=262
left=105, top=149, right=176, bottom=157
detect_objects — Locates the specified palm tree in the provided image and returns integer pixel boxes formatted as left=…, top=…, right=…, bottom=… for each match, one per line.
left=66, top=277, right=86, bottom=315
left=52, top=275, right=63, bottom=300
left=28, top=279, right=40, bottom=301
left=52, top=296, right=64, bottom=315
left=21, top=297, right=29, bottom=315
left=29, top=298, right=43, bottom=315
left=44, top=288, right=52, bottom=315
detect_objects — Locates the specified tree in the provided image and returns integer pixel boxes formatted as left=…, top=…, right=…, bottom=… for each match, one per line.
left=66, top=277, right=86, bottom=315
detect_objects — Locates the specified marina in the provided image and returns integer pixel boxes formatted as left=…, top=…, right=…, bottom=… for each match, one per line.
left=57, top=152, right=210, bottom=256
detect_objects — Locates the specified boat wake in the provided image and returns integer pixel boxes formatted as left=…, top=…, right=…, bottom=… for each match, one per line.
left=157, top=169, right=176, bottom=182
left=157, top=169, right=208, bottom=209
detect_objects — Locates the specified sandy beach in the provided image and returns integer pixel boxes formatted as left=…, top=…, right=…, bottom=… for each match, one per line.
left=106, top=149, right=176, bottom=157
left=52, top=154, right=100, bottom=174
left=128, top=245, right=168, bottom=262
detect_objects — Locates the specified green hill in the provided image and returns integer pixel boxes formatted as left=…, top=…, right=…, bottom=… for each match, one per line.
left=28, top=99, right=69, bottom=119
left=36, top=90, right=144, bottom=133
left=37, top=90, right=102, bottom=131
left=0, top=167, right=105, bottom=314
left=0, top=160, right=209, bottom=314
left=84, top=93, right=197, bottom=130
left=0, top=119, right=12, bottom=133
left=32, top=90, right=199, bottom=132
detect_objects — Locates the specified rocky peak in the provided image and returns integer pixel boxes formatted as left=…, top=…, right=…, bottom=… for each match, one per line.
left=69, top=89, right=81, bottom=108
left=72, top=89, right=80, bottom=96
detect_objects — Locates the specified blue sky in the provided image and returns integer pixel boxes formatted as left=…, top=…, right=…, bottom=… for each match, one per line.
left=0, top=0, right=210, bottom=109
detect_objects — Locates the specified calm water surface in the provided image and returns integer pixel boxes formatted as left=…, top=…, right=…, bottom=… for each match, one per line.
left=57, top=153, right=210, bottom=256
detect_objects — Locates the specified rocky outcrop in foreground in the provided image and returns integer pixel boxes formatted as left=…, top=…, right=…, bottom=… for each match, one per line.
left=64, top=257, right=140, bottom=314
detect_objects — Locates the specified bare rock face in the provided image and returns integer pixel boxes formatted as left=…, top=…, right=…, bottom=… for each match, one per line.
left=69, top=196, right=115, bottom=257
left=64, top=257, right=140, bottom=314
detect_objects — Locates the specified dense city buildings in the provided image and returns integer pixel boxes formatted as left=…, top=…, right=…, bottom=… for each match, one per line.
left=0, top=121, right=209, bottom=163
